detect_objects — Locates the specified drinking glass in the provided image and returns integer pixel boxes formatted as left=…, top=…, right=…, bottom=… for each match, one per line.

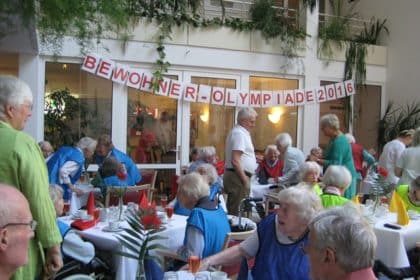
left=189, top=255, right=200, bottom=275
left=165, top=206, right=174, bottom=221
left=63, top=201, right=70, bottom=216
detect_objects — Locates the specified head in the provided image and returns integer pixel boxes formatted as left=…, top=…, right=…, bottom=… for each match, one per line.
left=49, top=185, right=64, bottom=217
left=398, top=129, right=415, bottom=146
left=409, top=176, right=420, bottom=201
left=99, top=156, right=123, bottom=178
left=275, top=133, right=292, bottom=154
left=177, top=173, right=210, bottom=210
left=0, top=184, right=35, bottom=276
left=410, top=127, right=420, bottom=147
left=96, top=134, right=114, bottom=157
left=320, top=114, right=340, bottom=137
left=264, top=145, right=280, bottom=163
left=0, top=75, right=33, bottom=130
left=199, top=146, right=217, bottom=165
left=310, top=147, right=323, bottom=158
left=76, top=137, right=97, bottom=160
left=344, top=133, right=356, bottom=144
left=322, top=165, right=352, bottom=193
left=306, top=205, right=377, bottom=280
left=190, top=147, right=200, bottom=162
left=38, top=141, right=54, bottom=158
left=299, top=161, right=321, bottom=185
left=237, top=108, right=257, bottom=131
left=275, top=187, right=322, bottom=238
left=196, top=163, right=219, bottom=185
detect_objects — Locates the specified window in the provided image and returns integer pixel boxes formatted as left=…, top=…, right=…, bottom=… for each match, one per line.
left=0, top=53, right=18, bottom=76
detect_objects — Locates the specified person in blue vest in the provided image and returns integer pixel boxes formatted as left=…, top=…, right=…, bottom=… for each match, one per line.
left=95, top=134, right=141, bottom=186
left=47, top=137, right=97, bottom=201
left=196, top=187, right=323, bottom=280
left=176, top=173, right=230, bottom=259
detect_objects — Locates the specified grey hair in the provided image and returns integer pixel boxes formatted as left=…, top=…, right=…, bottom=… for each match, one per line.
left=409, top=176, right=420, bottom=192
left=237, top=107, right=257, bottom=122
left=412, top=127, right=420, bottom=146
left=275, top=133, right=292, bottom=148
left=264, top=144, right=279, bottom=155
left=320, top=114, right=340, bottom=130
left=310, top=205, right=377, bottom=272
left=199, top=146, right=216, bottom=160
left=0, top=75, right=33, bottom=120
left=177, top=172, right=210, bottom=201
left=298, top=161, right=321, bottom=181
left=322, top=165, right=352, bottom=190
left=49, top=184, right=64, bottom=203
left=276, top=187, right=323, bottom=224
left=196, top=163, right=219, bottom=185
left=344, top=133, right=356, bottom=144
left=76, top=137, right=97, bottom=152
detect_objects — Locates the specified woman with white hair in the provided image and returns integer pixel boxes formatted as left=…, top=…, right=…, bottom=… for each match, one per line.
left=47, top=137, right=97, bottom=200
left=176, top=173, right=230, bottom=259
left=197, top=187, right=323, bottom=279
left=320, top=165, right=352, bottom=208
left=395, top=176, right=420, bottom=212
left=395, top=127, right=420, bottom=185
left=297, top=161, right=322, bottom=195
left=318, top=114, right=357, bottom=199
left=256, top=144, right=283, bottom=184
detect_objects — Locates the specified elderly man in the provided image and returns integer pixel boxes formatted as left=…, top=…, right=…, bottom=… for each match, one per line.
left=188, top=146, right=217, bottom=173
left=95, top=134, right=141, bottom=186
left=38, top=140, right=54, bottom=162
left=224, top=108, right=258, bottom=215
left=274, top=133, right=305, bottom=186
left=0, top=75, right=62, bottom=279
left=305, top=205, right=377, bottom=280
left=0, top=184, right=36, bottom=279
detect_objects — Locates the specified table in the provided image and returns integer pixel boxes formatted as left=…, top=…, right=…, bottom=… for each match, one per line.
left=373, top=212, right=420, bottom=268
left=59, top=213, right=187, bottom=280
left=69, top=183, right=101, bottom=215
left=249, top=176, right=272, bottom=200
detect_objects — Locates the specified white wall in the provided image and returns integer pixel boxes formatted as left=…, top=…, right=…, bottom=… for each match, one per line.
left=356, top=0, right=420, bottom=106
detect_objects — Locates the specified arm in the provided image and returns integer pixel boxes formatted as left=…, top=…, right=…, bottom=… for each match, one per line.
left=232, top=150, right=249, bottom=185
left=362, top=149, right=376, bottom=166
left=59, top=161, right=84, bottom=195
left=395, top=167, right=403, bottom=177
left=199, top=245, right=248, bottom=271
left=184, top=226, right=205, bottom=258
left=279, top=149, right=304, bottom=185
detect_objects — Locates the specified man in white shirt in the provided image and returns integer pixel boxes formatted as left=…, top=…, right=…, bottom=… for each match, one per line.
left=378, top=129, right=414, bottom=184
left=224, top=108, right=258, bottom=215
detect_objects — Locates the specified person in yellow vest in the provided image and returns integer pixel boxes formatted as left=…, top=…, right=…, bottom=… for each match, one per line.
left=297, top=161, right=323, bottom=195
left=320, top=165, right=352, bottom=208
left=395, top=176, right=420, bottom=212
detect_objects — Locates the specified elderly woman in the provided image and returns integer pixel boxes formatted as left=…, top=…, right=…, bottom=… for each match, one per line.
left=395, top=176, right=420, bottom=212
left=177, top=173, right=230, bottom=259
left=318, top=114, right=357, bottom=199
left=47, top=137, right=97, bottom=200
left=38, top=140, right=54, bottom=162
left=297, top=161, right=322, bottom=195
left=197, top=187, right=322, bottom=279
left=320, top=165, right=352, bottom=208
left=256, top=144, right=283, bottom=184
left=395, top=127, right=420, bottom=185
left=188, top=146, right=217, bottom=173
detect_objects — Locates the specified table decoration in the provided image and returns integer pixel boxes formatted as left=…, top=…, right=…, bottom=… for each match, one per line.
left=364, top=164, right=395, bottom=214
left=116, top=205, right=166, bottom=280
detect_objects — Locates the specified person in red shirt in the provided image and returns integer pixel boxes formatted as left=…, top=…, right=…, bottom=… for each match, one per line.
left=256, top=145, right=283, bottom=184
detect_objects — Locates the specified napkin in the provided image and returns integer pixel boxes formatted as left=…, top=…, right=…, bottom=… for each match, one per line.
left=394, top=192, right=409, bottom=225
left=86, top=191, right=95, bottom=216
left=139, top=191, right=148, bottom=209
left=388, top=191, right=398, bottom=213
left=71, top=218, right=98, bottom=231
left=351, top=195, right=360, bottom=205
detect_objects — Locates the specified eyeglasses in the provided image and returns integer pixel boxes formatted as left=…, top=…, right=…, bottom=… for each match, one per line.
left=1, top=220, right=37, bottom=231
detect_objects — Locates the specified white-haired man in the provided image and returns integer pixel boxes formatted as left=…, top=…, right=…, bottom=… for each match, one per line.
left=305, top=205, right=377, bottom=280
left=0, top=75, right=63, bottom=279
left=224, top=108, right=258, bottom=215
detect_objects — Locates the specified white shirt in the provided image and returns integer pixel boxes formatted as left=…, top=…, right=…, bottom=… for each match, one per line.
left=396, top=146, right=420, bottom=185
left=224, top=125, right=257, bottom=174
left=59, top=147, right=84, bottom=185
left=378, top=139, right=406, bottom=184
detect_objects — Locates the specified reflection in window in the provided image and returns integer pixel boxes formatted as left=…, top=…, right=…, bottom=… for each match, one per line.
left=249, top=76, right=298, bottom=153
left=44, top=62, right=112, bottom=148
left=0, top=53, right=18, bottom=76
left=190, top=77, right=236, bottom=160
left=127, top=75, right=178, bottom=164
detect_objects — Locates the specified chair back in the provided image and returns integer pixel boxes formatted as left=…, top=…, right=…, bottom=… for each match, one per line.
left=105, top=184, right=151, bottom=207
left=139, top=170, right=158, bottom=203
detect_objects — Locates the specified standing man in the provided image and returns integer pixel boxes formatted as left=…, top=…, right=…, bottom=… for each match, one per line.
left=224, top=108, right=258, bottom=215
left=0, top=75, right=63, bottom=279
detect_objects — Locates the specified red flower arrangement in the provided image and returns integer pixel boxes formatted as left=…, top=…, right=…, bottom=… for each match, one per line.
left=117, top=171, right=127, bottom=181
left=377, top=166, right=388, bottom=178
left=139, top=205, right=162, bottom=230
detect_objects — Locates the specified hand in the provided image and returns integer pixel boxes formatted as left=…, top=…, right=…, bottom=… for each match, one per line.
left=308, top=154, right=318, bottom=161
left=44, top=246, right=63, bottom=278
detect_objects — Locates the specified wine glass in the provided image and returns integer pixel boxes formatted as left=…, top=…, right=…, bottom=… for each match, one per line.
left=188, top=255, right=200, bottom=275
left=165, top=206, right=174, bottom=224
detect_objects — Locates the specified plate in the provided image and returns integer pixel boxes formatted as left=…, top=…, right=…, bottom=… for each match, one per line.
left=102, top=226, right=124, bottom=232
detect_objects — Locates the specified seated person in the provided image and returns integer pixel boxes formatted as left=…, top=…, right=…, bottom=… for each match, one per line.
left=306, top=147, right=323, bottom=175
left=38, top=140, right=54, bottom=162
left=396, top=176, right=420, bottom=212
left=176, top=173, right=230, bottom=259
left=47, top=137, right=97, bottom=200
left=188, top=146, right=218, bottom=173
left=95, top=134, right=141, bottom=185
left=297, top=161, right=322, bottom=195
left=320, top=165, right=352, bottom=208
left=256, top=144, right=283, bottom=184
left=49, top=185, right=95, bottom=264
left=195, top=187, right=322, bottom=279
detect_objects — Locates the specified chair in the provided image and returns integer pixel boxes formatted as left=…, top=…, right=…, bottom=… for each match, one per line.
left=139, top=170, right=158, bottom=203
left=105, top=184, right=151, bottom=207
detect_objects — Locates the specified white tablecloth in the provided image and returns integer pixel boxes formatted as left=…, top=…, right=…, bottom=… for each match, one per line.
left=373, top=212, right=420, bottom=268
left=249, top=176, right=272, bottom=200
left=69, top=183, right=101, bottom=215
left=59, top=213, right=187, bottom=280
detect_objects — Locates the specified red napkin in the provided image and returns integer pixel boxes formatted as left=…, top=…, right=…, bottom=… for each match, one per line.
left=139, top=191, right=148, bottom=209
left=71, top=218, right=98, bottom=231
left=86, top=191, right=95, bottom=216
